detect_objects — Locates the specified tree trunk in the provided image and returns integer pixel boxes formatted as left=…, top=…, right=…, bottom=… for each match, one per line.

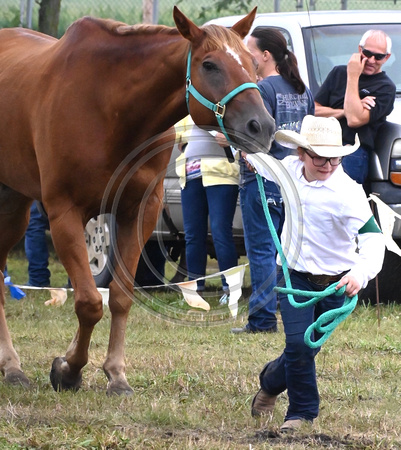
left=38, top=0, right=61, bottom=37
left=142, top=0, right=154, bottom=23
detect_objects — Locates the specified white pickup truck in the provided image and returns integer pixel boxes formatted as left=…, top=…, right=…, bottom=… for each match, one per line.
left=208, top=9, right=401, bottom=233
left=87, top=10, right=401, bottom=299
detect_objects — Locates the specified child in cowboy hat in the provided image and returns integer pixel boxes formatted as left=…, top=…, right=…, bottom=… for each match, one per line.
left=244, top=115, right=385, bottom=432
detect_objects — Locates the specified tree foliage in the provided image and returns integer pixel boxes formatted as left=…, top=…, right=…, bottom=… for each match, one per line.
left=197, top=0, right=253, bottom=21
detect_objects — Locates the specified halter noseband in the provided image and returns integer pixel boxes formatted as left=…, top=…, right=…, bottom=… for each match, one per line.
left=185, top=49, right=260, bottom=142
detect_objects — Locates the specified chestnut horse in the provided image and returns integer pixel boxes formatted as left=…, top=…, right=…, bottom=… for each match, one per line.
left=0, top=7, right=275, bottom=395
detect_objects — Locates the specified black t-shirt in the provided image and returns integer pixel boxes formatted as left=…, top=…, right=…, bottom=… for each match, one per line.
left=315, top=65, right=396, bottom=151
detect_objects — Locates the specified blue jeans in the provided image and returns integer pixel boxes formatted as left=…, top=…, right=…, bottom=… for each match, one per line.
left=259, top=269, right=346, bottom=422
left=240, top=178, right=284, bottom=331
left=342, top=146, right=369, bottom=185
left=181, top=178, right=238, bottom=290
left=24, top=202, right=50, bottom=287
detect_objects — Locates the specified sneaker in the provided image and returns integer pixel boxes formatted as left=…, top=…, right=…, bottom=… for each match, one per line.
left=219, top=292, right=229, bottom=305
left=251, top=388, right=277, bottom=417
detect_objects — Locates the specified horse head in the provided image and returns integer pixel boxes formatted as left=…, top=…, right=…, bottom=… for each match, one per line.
left=174, top=7, right=275, bottom=154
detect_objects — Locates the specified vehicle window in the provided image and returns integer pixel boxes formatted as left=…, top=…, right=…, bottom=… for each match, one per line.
left=303, top=24, right=401, bottom=96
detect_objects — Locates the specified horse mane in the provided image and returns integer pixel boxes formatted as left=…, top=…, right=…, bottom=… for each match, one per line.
left=200, top=24, right=249, bottom=54
left=63, top=16, right=247, bottom=52
left=64, top=16, right=179, bottom=38
left=114, top=22, right=178, bottom=37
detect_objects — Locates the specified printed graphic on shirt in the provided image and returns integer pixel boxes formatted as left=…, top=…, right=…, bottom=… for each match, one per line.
left=186, top=158, right=201, bottom=180
left=276, top=92, right=311, bottom=132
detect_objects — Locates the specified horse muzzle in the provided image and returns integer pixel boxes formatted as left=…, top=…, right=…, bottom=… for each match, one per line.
left=226, top=111, right=276, bottom=155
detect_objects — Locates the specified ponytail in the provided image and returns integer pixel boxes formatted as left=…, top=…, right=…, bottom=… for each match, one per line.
left=251, top=27, right=306, bottom=95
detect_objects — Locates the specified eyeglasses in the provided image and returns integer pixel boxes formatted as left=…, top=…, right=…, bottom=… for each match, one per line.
left=303, top=149, right=342, bottom=167
left=362, top=47, right=388, bottom=61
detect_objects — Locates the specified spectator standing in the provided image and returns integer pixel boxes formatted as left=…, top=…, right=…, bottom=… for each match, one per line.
left=231, top=27, right=315, bottom=334
left=315, top=29, right=395, bottom=186
left=25, top=201, right=50, bottom=287
left=246, top=115, right=385, bottom=432
left=175, top=117, right=239, bottom=304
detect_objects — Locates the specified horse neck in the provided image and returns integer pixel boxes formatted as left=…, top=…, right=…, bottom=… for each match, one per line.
left=140, top=38, right=190, bottom=131
left=58, top=22, right=191, bottom=140
left=109, top=36, right=190, bottom=142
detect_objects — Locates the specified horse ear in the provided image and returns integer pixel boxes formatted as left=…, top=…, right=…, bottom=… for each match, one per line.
left=231, top=7, right=257, bottom=39
left=173, top=6, right=204, bottom=42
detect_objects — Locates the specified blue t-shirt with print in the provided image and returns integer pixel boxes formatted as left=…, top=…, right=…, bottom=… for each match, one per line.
left=241, top=75, right=315, bottom=184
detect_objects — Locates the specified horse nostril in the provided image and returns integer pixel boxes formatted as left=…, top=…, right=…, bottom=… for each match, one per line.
left=247, top=119, right=262, bottom=136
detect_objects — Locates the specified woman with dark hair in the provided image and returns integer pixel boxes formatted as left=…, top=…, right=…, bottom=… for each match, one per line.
left=247, top=26, right=314, bottom=156
left=231, top=28, right=314, bottom=334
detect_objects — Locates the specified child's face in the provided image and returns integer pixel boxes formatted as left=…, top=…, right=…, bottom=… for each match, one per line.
left=299, top=148, right=340, bottom=182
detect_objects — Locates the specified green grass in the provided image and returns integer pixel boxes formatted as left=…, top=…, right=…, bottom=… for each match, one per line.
left=1, top=250, right=401, bottom=448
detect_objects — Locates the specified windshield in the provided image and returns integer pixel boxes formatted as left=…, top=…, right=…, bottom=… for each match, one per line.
left=303, top=24, right=401, bottom=96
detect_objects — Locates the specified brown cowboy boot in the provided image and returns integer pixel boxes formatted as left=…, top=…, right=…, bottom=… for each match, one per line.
left=251, top=388, right=277, bottom=417
left=280, top=419, right=306, bottom=433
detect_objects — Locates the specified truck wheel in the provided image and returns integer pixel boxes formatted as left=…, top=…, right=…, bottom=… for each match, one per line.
left=85, top=215, right=113, bottom=288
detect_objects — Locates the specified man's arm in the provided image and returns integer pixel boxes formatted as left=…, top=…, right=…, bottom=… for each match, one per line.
left=314, top=101, right=345, bottom=119
left=343, top=53, right=372, bottom=128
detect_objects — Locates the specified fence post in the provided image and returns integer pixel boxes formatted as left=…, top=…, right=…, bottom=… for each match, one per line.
left=153, top=0, right=159, bottom=24
left=341, top=0, right=348, bottom=9
left=19, top=0, right=34, bottom=28
left=274, top=0, right=280, bottom=12
left=296, top=0, right=303, bottom=11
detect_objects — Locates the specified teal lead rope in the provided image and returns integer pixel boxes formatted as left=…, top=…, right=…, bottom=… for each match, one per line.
left=255, top=173, right=358, bottom=348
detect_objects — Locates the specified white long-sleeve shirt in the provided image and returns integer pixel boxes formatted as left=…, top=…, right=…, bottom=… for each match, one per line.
left=246, top=153, right=385, bottom=288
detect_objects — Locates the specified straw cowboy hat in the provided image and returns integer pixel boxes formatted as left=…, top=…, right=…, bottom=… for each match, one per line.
left=275, top=115, right=360, bottom=158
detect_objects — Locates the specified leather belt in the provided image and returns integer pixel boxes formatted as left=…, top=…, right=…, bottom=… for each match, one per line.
left=305, top=270, right=349, bottom=287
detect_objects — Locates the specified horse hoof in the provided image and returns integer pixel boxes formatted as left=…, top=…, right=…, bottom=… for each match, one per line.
left=106, top=380, right=134, bottom=396
left=5, top=370, right=30, bottom=388
left=50, top=357, right=83, bottom=392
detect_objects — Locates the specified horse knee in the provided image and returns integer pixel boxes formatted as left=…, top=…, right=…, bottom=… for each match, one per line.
left=108, top=281, right=133, bottom=315
left=74, top=291, right=103, bottom=327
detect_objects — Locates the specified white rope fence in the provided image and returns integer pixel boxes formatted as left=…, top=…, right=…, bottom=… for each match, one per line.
left=5, top=264, right=248, bottom=319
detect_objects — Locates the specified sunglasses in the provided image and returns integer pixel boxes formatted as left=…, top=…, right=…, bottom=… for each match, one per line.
left=362, top=47, right=388, bottom=61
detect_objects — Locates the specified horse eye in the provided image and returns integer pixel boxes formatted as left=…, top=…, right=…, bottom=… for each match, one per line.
left=202, top=61, right=219, bottom=72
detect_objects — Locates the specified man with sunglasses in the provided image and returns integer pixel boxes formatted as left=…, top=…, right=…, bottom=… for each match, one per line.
left=314, top=30, right=395, bottom=187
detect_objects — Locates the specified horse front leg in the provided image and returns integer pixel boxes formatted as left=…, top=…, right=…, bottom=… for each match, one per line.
left=103, top=196, right=163, bottom=396
left=0, top=271, right=30, bottom=387
left=0, top=187, right=32, bottom=387
left=48, top=208, right=103, bottom=392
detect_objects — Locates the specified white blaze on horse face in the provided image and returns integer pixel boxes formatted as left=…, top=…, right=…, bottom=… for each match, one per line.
left=224, top=44, right=253, bottom=78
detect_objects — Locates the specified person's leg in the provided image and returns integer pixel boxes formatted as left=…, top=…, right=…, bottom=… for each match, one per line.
left=274, top=270, right=345, bottom=422
left=342, top=146, right=369, bottom=185
left=206, top=183, right=238, bottom=291
left=239, top=178, right=284, bottom=331
left=181, top=178, right=208, bottom=291
left=24, top=202, right=50, bottom=287
left=135, top=240, right=166, bottom=286
left=259, top=353, right=287, bottom=395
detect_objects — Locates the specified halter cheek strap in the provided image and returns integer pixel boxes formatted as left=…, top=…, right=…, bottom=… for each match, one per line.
left=185, top=49, right=260, bottom=142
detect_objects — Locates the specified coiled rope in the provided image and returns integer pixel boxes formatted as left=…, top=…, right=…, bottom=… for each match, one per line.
left=255, top=173, right=358, bottom=348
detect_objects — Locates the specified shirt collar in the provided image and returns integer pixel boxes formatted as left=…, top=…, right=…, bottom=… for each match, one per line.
left=295, top=159, right=343, bottom=191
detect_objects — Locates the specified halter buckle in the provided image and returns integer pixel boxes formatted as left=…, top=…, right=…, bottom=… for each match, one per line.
left=214, top=102, right=226, bottom=119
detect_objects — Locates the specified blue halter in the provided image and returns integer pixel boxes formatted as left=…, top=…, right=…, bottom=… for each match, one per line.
left=185, top=49, right=260, bottom=142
